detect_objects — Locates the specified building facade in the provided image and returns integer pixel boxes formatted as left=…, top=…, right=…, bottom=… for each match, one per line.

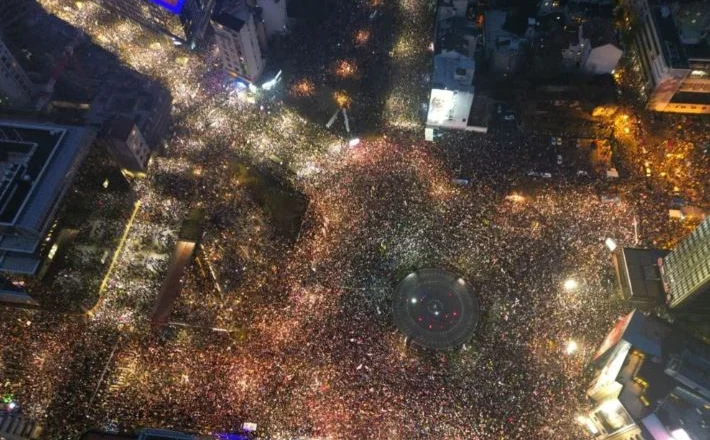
left=91, top=0, right=217, bottom=47
left=580, top=310, right=710, bottom=440
left=0, top=36, right=33, bottom=108
left=623, top=0, right=710, bottom=114
left=212, top=0, right=266, bottom=82
left=660, top=216, right=710, bottom=312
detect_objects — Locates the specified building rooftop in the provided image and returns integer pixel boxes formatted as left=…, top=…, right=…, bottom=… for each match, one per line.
left=137, top=428, right=195, bottom=440
left=653, top=6, right=690, bottom=69
left=148, top=0, right=188, bottom=15
left=466, top=94, right=489, bottom=131
left=673, top=0, right=710, bottom=45
left=80, top=431, right=136, bottom=440
left=645, top=386, right=710, bottom=440
left=432, top=53, right=475, bottom=92
left=583, top=17, right=618, bottom=49
left=662, top=216, right=710, bottom=309
left=102, top=117, right=136, bottom=141
left=88, top=78, right=171, bottom=148
left=212, top=0, right=252, bottom=32
left=430, top=0, right=480, bottom=94
left=613, top=247, right=669, bottom=308
left=0, top=120, right=94, bottom=274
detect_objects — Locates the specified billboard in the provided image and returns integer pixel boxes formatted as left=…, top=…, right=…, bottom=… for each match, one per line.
left=148, top=0, right=188, bottom=14
left=593, top=311, right=634, bottom=360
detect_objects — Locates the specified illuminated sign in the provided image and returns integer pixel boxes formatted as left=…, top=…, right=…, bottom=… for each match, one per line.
left=427, top=89, right=455, bottom=125
left=148, top=0, right=187, bottom=14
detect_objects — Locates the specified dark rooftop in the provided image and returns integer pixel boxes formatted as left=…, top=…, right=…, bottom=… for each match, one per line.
left=80, top=431, right=136, bottom=440
left=670, top=91, right=710, bottom=105
left=653, top=6, right=689, bottom=69
left=583, top=17, right=618, bottom=48
left=212, top=10, right=246, bottom=31
left=614, top=247, right=669, bottom=308
left=0, top=120, right=94, bottom=275
left=212, top=0, right=253, bottom=33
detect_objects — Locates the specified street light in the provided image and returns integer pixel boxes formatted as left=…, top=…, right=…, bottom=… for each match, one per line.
left=563, top=278, right=578, bottom=291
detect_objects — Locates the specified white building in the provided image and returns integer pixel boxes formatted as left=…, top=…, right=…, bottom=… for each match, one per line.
left=426, top=0, right=484, bottom=135
left=0, top=36, right=33, bottom=107
left=212, top=0, right=266, bottom=82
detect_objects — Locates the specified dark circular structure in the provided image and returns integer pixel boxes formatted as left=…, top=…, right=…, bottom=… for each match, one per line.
left=392, top=268, right=480, bottom=350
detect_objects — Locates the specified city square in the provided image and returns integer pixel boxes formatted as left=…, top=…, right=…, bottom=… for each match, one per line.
left=0, top=0, right=708, bottom=439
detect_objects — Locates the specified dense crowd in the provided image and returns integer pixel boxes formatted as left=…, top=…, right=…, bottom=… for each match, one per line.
left=1, top=0, right=707, bottom=439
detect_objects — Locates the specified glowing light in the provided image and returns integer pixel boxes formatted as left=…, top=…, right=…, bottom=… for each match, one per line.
left=348, top=138, right=361, bottom=147
left=334, top=91, right=351, bottom=108
left=505, top=193, right=525, bottom=203
left=354, top=30, right=370, bottom=46
left=291, top=79, right=315, bottom=97
left=565, top=340, right=578, bottom=355
left=335, top=60, right=358, bottom=78
left=7, top=402, right=16, bottom=411
left=671, top=428, right=691, bottom=440
left=563, top=279, right=578, bottom=291
left=605, top=238, right=617, bottom=252
left=410, top=297, right=418, bottom=304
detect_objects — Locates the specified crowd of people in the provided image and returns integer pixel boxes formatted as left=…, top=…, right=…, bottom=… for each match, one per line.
left=1, top=0, right=707, bottom=439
